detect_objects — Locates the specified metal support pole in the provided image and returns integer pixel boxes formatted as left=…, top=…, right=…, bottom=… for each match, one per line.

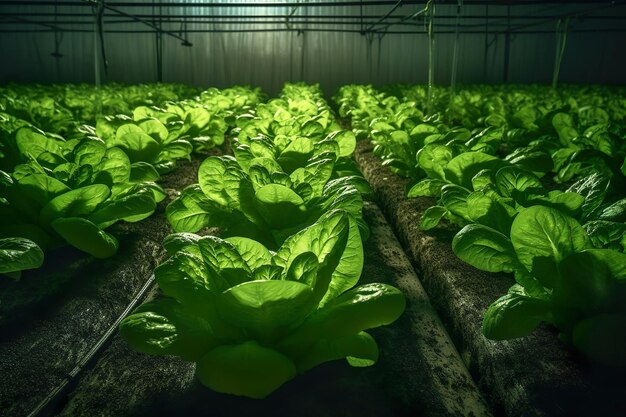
left=502, top=5, right=510, bottom=82
left=300, top=4, right=307, bottom=81
left=482, top=4, right=488, bottom=80
left=450, top=0, right=463, bottom=96
left=92, top=5, right=100, bottom=86
left=360, top=0, right=363, bottom=33
left=503, top=32, right=510, bottom=82
left=153, top=1, right=163, bottom=82
left=91, top=0, right=103, bottom=115
left=2, top=1, right=618, bottom=7
left=551, top=17, right=569, bottom=88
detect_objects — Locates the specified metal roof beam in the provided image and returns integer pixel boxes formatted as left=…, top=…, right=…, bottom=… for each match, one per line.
left=364, top=0, right=403, bottom=33
left=0, top=1, right=620, bottom=8
left=83, top=0, right=192, bottom=46
left=0, top=15, right=65, bottom=31
left=3, top=27, right=625, bottom=34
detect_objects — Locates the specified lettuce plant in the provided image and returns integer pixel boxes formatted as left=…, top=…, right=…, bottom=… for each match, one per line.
left=120, top=211, right=405, bottom=398
left=233, top=129, right=356, bottom=173
left=0, top=130, right=164, bottom=258
left=166, top=154, right=366, bottom=247
left=232, top=84, right=366, bottom=186
left=0, top=237, right=44, bottom=280
left=452, top=205, right=626, bottom=365
left=549, top=111, right=625, bottom=182
left=232, top=87, right=341, bottom=143
left=166, top=154, right=367, bottom=294
left=0, top=83, right=199, bottom=138
left=96, top=115, right=193, bottom=173
left=94, top=86, right=264, bottom=163
left=410, top=152, right=572, bottom=232
left=0, top=111, right=32, bottom=172
left=130, top=104, right=229, bottom=153
left=233, top=111, right=335, bottom=149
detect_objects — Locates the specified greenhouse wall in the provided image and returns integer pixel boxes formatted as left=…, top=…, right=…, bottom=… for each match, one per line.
left=1, top=2, right=625, bottom=94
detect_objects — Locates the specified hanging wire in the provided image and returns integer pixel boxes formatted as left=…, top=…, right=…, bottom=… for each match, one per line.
left=551, top=17, right=569, bottom=89
left=98, top=4, right=108, bottom=75
left=449, top=0, right=463, bottom=97
left=284, top=0, right=307, bottom=30
left=376, top=32, right=385, bottom=82
left=51, top=0, right=64, bottom=59
left=300, top=1, right=308, bottom=81
left=53, top=27, right=63, bottom=59
left=482, top=3, right=488, bottom=80
left=51, top=0, right=64, bottom=82
left=503, top=4, right=511, bottom=82
left=366, top=31, right=374, bottom=82
left=90, top=0, right=105, bottom=116
left=89, top=0, right=108, bottom=77
left=424, top=0, right=435, bottom=116
left=286, top=0, right=308, bottom=83
left=178, top=5, right=192, bottom=46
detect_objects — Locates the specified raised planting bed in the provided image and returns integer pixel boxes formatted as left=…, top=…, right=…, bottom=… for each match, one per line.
left=54, top=202, right=492, bottom=417
left=354, top=140, right=626, bottom=417
left=0, top=156, right=207, bottom=417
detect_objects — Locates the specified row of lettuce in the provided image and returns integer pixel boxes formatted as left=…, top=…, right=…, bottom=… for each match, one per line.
left=0, top=82, right=406, bottom=399
left=120, top=83, right=405, bottom=398
left=335, top=84, right=626, bottom=366
left=0, top=83, right=263, bottom=278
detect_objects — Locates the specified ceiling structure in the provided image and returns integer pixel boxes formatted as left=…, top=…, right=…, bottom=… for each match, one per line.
left=1, top=1, right=624, bottom=37
left=1, top=1, right=625, bottom=90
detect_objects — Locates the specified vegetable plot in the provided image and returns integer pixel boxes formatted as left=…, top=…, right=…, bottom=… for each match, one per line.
left=337, top=83, right=626, bottom=364
left=0, top=129, right=164, bottom=261
left=167, top=154, right=366, bottom=249
left=121, top=212, right=404, bottom=399
left=0, top=83, right=265, bottom=278
left=95, top=86, right=264, bottom=173
left=0, top=81, right=406, bottom=402
left=453, top=206, right=626, bottom=365
left=122, top=83, right=406, bottom=398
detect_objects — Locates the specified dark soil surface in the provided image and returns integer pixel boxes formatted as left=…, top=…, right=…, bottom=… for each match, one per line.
left=354, top=140, right=626, bottom=417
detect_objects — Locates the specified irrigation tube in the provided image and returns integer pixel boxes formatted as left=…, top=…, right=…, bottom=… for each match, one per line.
left=26, top=274, right=157, bottom=417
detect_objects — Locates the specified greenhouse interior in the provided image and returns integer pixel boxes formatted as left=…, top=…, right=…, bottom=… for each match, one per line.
left=1, top=1, right=625, bottom=416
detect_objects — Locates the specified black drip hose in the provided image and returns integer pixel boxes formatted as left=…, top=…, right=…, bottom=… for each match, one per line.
left=26, top=274, right=156, bottom=417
